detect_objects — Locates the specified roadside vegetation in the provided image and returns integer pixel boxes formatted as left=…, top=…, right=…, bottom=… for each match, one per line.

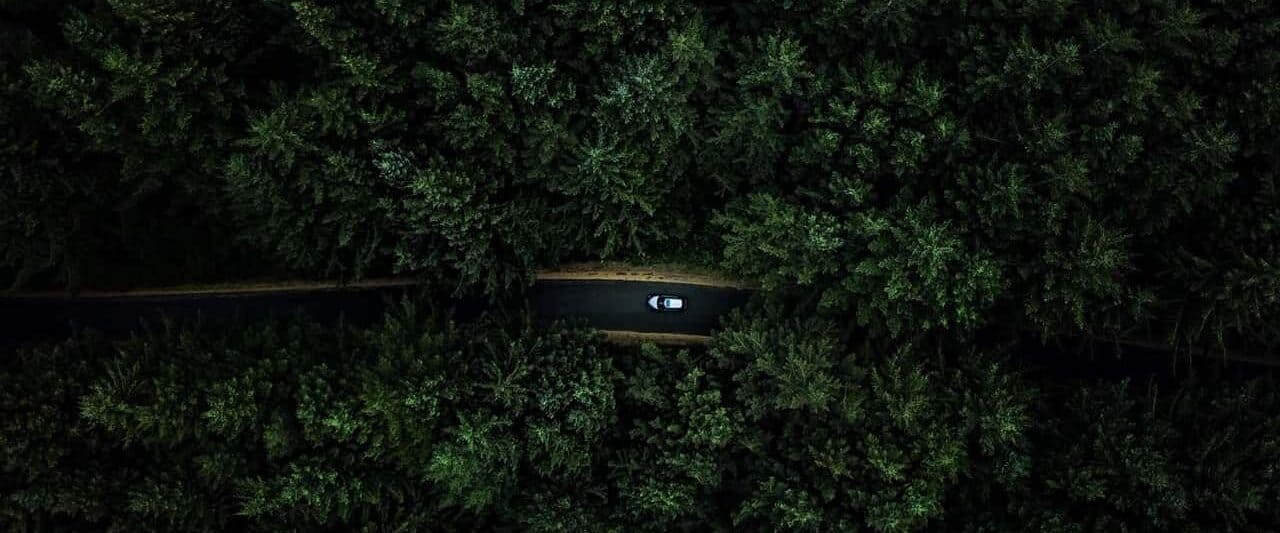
left=3, top=305, right=1277, bottom=531
left=5, top=0, right=1277, bottom=352
left=3, top=1, right=1280, bottom=530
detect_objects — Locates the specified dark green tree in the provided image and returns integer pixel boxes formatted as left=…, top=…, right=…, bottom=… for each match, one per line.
left=708, top=307, right=1030, bottom=531
left=1002, top=378, right=1280, bottom=530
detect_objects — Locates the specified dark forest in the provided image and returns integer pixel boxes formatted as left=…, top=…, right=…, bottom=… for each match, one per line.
left=3, top=1, right=1279, bottom=530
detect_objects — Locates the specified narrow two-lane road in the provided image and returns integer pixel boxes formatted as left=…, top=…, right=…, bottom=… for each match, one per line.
left=0, top=288, right=414, bottom=349
left=529, top=280, right=751, bottom=335
left=0, top=277, right=753, bottom=346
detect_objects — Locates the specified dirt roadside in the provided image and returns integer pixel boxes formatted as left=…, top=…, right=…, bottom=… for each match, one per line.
left=536, top=262, right=754, bottom=289
left=5, top=262, right=753, bottom=298
left=601, top=330, right=712, bottom=346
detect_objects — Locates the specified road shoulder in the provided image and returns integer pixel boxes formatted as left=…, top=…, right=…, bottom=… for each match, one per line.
left=537, top=262, right=753, bottom=289
left=601, top=330, right=712, bottom=346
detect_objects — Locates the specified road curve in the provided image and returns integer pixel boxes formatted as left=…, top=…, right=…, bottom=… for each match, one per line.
left=529, top=280, right=751, bottom=335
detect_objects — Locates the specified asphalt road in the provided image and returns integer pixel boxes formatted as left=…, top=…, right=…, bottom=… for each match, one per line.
left=0, top=279, right=752, bottom=346
left=0, top=289, right=416, bottom=349
left=528, top=280, right=752, bottom=335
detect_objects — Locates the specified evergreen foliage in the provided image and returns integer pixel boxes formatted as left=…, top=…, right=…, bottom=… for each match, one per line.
left=3, top=308, right=1277, bottom=531
left=6, top=0, right=1278, bottom=348
left=4, top=1, right=1280, bottom=529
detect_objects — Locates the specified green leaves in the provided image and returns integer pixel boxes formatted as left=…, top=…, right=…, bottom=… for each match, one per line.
left=710, top=307, right=1021, bottom=532
left=715, top=193, right=842, bottom=289
left=433, top=3, right=511, bottom=66
left=717, top=193, right=1001, bottom=334
left=427, top=412, right=521, bottom=511
left=6, top=300, right=1280, bottom=531
left=4, top=0, right=1280, bottom=361
left=5, top=0, right=1280, bottom=527
left=511, top=62, right=572, bottom=108
left=614, top=347, right=738, bottom=525
left=738, top=33, right=809, bottom=94
left=1007, top=379, right=1280, bottom=530
left=713, top=311, right=844, bottom=416
left=237, top=460, right=377, bottom=524
left=848, top=202, right=1004, bottom=333
left=1027, top=218, right=1139, bottom=333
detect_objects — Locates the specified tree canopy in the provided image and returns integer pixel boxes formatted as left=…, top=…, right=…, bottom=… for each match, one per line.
left=3, top=1, right=1277, bottom=352
left=4, top=1, right=1280, bottom=530
left=3, top=306, right=1278, bottom=531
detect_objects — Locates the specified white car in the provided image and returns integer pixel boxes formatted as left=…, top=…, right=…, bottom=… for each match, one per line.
left=647, top=294, right=685, bottom=312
